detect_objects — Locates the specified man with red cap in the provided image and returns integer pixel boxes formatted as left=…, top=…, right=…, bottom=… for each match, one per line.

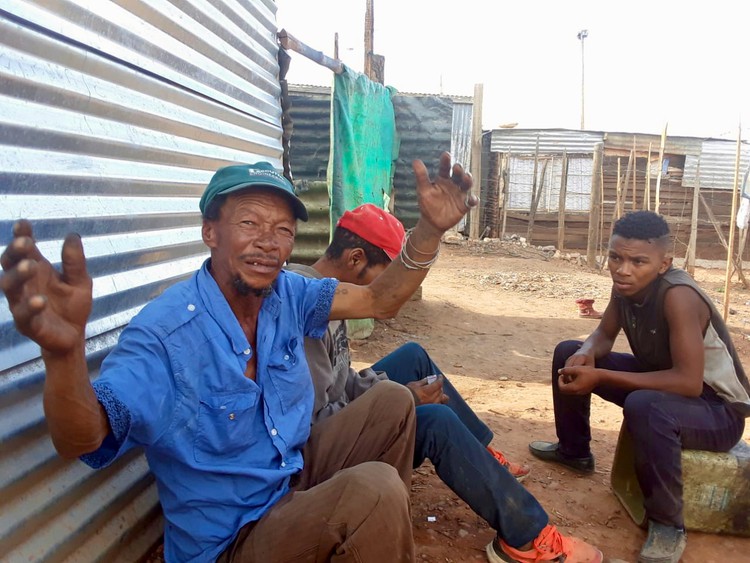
left=288, top=203, right=604, bottom=563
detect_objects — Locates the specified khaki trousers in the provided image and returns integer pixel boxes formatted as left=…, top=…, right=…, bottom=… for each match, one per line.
left=218, top=381, right=416, bottom=562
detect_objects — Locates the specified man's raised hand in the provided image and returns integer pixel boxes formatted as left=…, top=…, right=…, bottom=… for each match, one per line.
left=412, top=152, right=478, bottom=234
left=1, top=220, right=93, bottom=354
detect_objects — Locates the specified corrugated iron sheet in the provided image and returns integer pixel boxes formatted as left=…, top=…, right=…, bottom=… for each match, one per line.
left=286, top=85, right=332, bottom=262
left=285, top=85, right=471, bottom=233
left=392, top=94, right=455, bottom=228
left=604, top=131, right=702, bottom=158
left=0, top=0, right=282, bottom=560
left=491, top=128, right=604, bottom=157
left=683, top=139, right=750, bottom=190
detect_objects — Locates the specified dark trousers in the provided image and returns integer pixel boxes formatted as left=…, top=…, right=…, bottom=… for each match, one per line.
left=372, top=342, right=548, bottom=547
left=371, top=342, right=493, bottom=446
left=552, top=340, right=746, bottom=528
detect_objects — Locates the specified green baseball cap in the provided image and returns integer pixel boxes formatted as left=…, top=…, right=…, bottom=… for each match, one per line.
left=199, top=162, right=308, bottom=221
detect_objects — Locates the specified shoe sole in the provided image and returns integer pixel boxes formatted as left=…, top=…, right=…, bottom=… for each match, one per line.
left=528, top=446, right=595, bottom=475
left=486, top=541, right=604, bottom=563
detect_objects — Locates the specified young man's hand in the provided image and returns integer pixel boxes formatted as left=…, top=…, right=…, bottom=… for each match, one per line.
left=557, top=365, right=601, bottom=395
left=406, top=376, right=449, bottom=405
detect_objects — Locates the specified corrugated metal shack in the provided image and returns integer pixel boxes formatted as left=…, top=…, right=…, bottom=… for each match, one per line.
left=285, top=84, right=474, bottom=259
left=0, top=1, right=284, bottom=560
left=484, top=128, right=750, bottom=260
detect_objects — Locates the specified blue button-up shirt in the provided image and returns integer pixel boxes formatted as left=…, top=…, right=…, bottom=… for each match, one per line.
left=81, top=260, right=338, bottom=562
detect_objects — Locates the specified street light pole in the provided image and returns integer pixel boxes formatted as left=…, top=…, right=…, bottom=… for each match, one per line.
left=577, top=29, right=588, bottom=130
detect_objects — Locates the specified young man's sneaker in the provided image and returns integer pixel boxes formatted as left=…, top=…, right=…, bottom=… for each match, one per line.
left=485, top=524, right=603, bottom=563
left=638, top=520, right=686, bottom=563
left=487, top=446, right=531, bottom=482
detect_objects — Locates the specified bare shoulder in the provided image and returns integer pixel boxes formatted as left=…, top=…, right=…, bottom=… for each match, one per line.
left=663, top=284, right=710, bottom=324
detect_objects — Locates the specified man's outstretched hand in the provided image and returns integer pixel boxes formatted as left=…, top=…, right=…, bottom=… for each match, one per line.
left=1, top=220, right=93, bottom=354
left=412, top=152, right=477, bottom=234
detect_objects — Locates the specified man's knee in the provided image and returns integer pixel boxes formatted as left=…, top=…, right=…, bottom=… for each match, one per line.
left=371, top=379, right=415, bottom=410
left=337, top=462, right=409, bottom=508
left=416, top=403, right=460, bottom=433
left=552, top=340, right=583, bottom=379
left=554, top=340, right=582, bottom=361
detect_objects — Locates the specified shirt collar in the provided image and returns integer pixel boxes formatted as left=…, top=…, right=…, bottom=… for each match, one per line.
left=195, top=259, right=282, bottom=355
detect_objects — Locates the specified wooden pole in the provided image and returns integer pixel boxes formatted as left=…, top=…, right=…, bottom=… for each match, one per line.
left=684, top=159, right=701, bottom=276
left=501, top=150, right=510, bottom=240
left=631, top=136, right=637, bottom=210
left=699, top=192, right=749, bottom=289
left=527, top=135, right=540, bottom=242
left=364, top=0, right=374, bottom=79
left=587, top=142, right=604, bottom=268
left=645, top=142, right=652, bottom=210
left=615, top=157, right=623, bottom=220
left=469, top=83, right=484, bottom=239
left=622, top=149, right=634, bottom=214
left=654, top=123, right=668, bottom=214
left=557, top=150, right=568, bottom=251
left=723, top=124, right=743, bottom=320
left=278, top=30, right=344, bottom=74
left=599, top=156, right=606, bottom=270
left=528, top=159, right=547, bottom=244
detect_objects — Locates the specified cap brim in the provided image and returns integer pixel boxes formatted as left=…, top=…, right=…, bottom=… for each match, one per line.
left=219, top=182, right=308, bottom=221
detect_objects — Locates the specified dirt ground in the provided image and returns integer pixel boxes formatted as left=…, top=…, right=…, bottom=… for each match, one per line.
left=348, top=239, right=750, bottom=563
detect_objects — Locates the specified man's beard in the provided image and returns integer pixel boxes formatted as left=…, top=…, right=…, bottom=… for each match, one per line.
left=233, top=276, right=272, bottom=298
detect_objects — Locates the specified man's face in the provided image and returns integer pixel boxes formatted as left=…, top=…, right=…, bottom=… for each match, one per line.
left=607, top=234, right=671, bottom=302
left=355, top=261, right=389, bottom=286
left=203, top=188, right=296, bottom=295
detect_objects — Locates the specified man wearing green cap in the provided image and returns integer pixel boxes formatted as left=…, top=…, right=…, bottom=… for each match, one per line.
left=1, top=153, right=476, bottom=563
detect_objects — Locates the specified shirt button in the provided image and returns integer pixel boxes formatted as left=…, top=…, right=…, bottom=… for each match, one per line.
left=271, top=428, right=278, bottom=436
left=187, top=304, right=196, bottom=312
left=243, top=349, right=251, bottom=355
left=228, top=413, right=235, bottom=420
left=283, top=354, right=290, bottom=361
left=280, top=461, right=286, bottom=468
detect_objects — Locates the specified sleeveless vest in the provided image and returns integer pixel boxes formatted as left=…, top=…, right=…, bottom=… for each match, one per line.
left=616, top=267, right=750, bottom=416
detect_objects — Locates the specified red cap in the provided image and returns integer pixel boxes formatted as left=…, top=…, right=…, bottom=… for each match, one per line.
left=336, top=204, right=405, bottom=260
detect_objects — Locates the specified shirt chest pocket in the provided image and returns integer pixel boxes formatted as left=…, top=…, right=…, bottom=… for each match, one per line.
left=266, top=337, right=312, bottom=413
left=194, top=391, right=259, bottom=464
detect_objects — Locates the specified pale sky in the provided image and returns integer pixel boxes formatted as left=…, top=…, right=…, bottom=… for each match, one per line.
left=276, top=0, right=749, bottom=140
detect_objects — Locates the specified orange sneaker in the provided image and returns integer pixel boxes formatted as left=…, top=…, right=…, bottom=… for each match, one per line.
left=486, top=524, right=603, bottom=563
left=487, top=446, right=530, bottom=482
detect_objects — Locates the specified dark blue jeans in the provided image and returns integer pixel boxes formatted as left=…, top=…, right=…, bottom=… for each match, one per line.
left=372, top=342, right=548, bottom=546
left=371, top=342, right=493, bottom=446
left=552, top=340, right=746, bottom=528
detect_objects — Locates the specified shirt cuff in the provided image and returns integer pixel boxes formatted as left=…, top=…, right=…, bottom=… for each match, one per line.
left=79, top=383, right=132, bottom=469
left=309, top=278, right=338, bottom=338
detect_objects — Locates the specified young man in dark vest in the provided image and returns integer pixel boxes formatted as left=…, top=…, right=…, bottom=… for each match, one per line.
left=530, top=210, right=750, bottom=563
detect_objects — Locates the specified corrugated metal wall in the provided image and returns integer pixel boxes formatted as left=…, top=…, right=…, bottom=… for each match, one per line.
left=684, top=139, right=750, bottom=190
left=285, top=85, right=473, bottom=234
left=286, top=85, right=333, bottom=263
left=491, top=128, right=605, bottom=156
left=0, top=1, right=283, bottom=560
left=392, top=94, right=454, bottom=228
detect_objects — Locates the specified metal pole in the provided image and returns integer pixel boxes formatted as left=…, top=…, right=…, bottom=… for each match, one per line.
left=577, top=29, right=588, bottom=130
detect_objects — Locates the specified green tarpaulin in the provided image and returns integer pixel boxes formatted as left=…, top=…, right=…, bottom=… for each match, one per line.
left=328, top=67, right=399, bottom=231
left=328, top=67, right=400, bottom=339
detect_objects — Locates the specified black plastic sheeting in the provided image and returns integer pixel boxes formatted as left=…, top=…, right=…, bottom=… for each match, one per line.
left=286, top=86, right=456, bottom=229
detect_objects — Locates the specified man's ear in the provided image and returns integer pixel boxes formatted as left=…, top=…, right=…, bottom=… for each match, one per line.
left=659, top=255, right=673, bottom=275
left=346, top=247, right=369, bottom=276
left=202, top=220, right=217, bottom=249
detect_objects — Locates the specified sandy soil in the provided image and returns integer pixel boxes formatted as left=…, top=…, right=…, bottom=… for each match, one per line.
left=348, top=240, right=750, bottom=563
